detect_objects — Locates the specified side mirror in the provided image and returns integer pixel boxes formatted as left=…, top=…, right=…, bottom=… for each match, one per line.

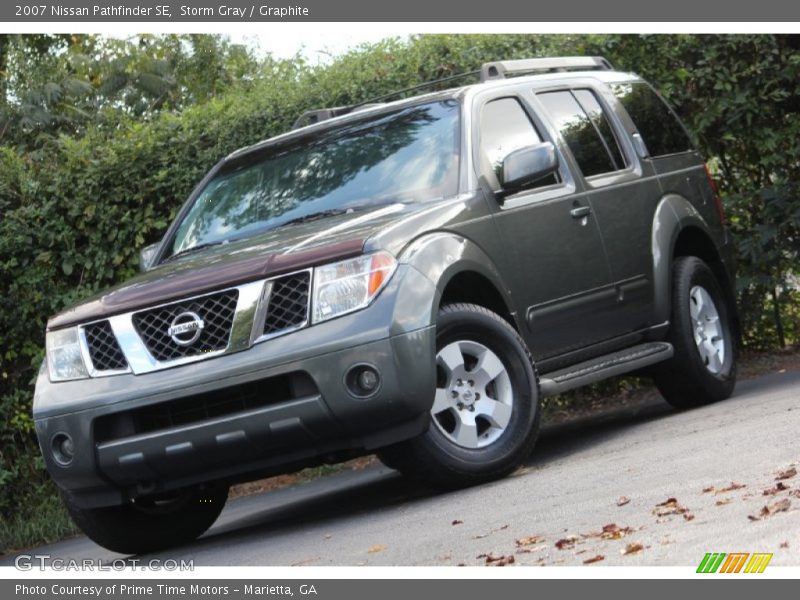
left=139, top=243, right=160, bottom=272
left=499, top=142, right=559, bottom=193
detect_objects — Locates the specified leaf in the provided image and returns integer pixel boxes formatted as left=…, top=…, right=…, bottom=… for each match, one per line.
left=703, top=482, right=745, bottom=494
left=451, top=520, right=463, bottom=526
left=622, top=543, right=645, bottom=555
left=483, top=554, right=515, bottom=566
left=583, top=555, right=605, bottom=564
left=616, top=496, right=631, bottom=506
left=515, top=535, right=546, bottom=547
left=367, top=544, right=386, bottom=553
left=555, top=536, right=579, bottom=550
left=763, top=482, right=790, bottom=496
left=776, top=467, right=797, bottom=480
left=749, top=498, right=791, bottom=521
left=587, top=523, right=633, bottom=540
left=653, top=497, right=690, bottom=517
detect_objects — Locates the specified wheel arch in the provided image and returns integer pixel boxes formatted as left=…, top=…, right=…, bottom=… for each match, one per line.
left=399, top=232, right=519, bottom=330
left=652, top=195, right=737, bottom=331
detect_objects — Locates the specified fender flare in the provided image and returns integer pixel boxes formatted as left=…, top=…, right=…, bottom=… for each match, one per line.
left=651, top=194, right=718, bottom=323
left=398, top=232, right=517, bottom=328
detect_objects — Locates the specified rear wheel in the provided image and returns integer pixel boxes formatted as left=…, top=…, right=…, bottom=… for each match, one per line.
left=61, top=484, right=228, bottom=555
left=378, top=303, right=540, bottom=488
left=654, top=256, right=737, bottom=408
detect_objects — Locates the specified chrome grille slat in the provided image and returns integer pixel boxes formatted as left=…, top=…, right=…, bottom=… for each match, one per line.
left=80, top=270, right=313, bottom=377
left=132, top=290, right=239, bottom=362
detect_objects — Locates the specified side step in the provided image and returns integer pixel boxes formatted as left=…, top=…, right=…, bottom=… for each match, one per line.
left=539, top=342, right=673, bottom=397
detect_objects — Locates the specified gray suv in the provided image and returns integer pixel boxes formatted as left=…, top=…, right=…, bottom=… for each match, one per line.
left=34, top=57, right=738, bottom=554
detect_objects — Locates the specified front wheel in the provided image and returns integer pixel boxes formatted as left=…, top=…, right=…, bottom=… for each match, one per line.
left=378, top=303, right=540, bottom=488
left=61, top=484, right=229, bottom=555
left=654, top=256, right=737, bottom=409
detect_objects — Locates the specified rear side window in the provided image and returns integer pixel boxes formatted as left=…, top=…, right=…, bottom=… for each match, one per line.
left=611, top=83, right=693, bottom=157
left=537, top=90, right=627, bottom=177
left=480, top=97, right=556, bottom=190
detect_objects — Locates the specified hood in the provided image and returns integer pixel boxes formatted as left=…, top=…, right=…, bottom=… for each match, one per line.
left=47, top=203, right=415, bottom=330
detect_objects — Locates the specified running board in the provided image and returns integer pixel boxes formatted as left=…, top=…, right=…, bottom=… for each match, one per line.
left=539, top=342, right=673, bottom=397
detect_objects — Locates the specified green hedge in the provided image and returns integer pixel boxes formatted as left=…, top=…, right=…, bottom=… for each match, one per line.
left=1, top=34, right=798, bottom=551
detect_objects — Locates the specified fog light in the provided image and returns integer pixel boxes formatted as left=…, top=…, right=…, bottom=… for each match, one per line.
left=357, top=368, right=379, bottom=392
left=52, top=433, right=74, bottom=465
left=345, top=364, right=382, bottom=398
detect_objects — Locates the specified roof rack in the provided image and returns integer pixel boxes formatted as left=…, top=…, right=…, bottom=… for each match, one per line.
left=480, top=56, right=613, bottom=82
left=291, top=57, right=614, bottom=130
left=291, top=70, right=481, bottom=130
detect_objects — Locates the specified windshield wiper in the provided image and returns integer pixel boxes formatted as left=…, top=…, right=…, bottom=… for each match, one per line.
left=279, top=208, right=355, bottom=227
left=162, top=241, right=226, bottom=264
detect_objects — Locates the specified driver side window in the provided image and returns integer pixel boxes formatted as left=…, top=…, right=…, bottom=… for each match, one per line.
left=480, top=97, right=558, bottom=190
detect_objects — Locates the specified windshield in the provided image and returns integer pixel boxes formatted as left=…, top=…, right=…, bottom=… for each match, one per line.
left=168, top=99, right=461, bottom=257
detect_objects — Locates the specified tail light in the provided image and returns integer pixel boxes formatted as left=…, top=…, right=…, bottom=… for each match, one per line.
left=704, top=163, right=725, bottom=225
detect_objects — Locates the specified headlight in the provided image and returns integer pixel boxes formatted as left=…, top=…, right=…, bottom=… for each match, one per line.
left=312, top=252, right=397, bottom=323
left=46, top=327, right=89, bottom=382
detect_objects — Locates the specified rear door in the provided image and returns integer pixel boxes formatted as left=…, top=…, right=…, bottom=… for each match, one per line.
left=534, top=84, right=662, bottom=334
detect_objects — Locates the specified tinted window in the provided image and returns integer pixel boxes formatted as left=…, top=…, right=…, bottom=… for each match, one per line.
left=481, top=98, right=543, bottom=169
left=611, top=83, right=693, bottom=157
left=480, top=97, right=556, bottom=190
left=573, top=89, right=627, bottom=170
left=538, top=90, right=620, bottom=177
left=170, top=100, right=460, bottom=256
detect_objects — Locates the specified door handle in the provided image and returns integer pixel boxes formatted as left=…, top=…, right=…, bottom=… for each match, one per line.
left=570, top=205, right=592, bottom=219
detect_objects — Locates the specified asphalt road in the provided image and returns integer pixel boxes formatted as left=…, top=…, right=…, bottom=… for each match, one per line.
left=5, top=368, right=800, bottom=567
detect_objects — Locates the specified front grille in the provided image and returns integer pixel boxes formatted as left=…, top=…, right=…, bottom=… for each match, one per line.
left=132, top=290, right=239, bottom=362
left=264, top=272, right=310, bottom=335
left=94, top=372, right=317, bottom=441
left=84, top=320, right=128, bottom=371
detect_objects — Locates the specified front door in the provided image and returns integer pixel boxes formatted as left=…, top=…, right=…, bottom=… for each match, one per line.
left=476, top=93, right=616, bottom=360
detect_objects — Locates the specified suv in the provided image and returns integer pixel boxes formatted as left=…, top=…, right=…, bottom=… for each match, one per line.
left=35, top=57, right=738, bottom=555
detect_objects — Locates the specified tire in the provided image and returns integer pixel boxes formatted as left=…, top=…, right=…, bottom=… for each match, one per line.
left=378, top=303, right=540, bottom=488
left=654, top=256, right=737, bottom=409
left=61, top=484, right=229, bottom=555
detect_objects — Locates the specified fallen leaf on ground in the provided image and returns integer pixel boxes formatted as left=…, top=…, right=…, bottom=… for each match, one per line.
left=653, top=498, right=690, bottom=517
left=617, top=496, right=631, bottom=506
left=472, top=524, right=509, bottom=539
left=763, top=482, right=790, bottom=496
left=515, top=535, right=546, bottom=547
left=484, top=553, right=515, bottom=566
left=683, top=513, right=695, bottom=521
left=589, top=523, right=633, bottom=540
left=715, top=498, right=732, bottom=506
left=451, top=519, right=463, bottom=526
left=749, top=498, right=791, bottom=521
left=717, top=482, right=746, bottom=494
left=622, top=543, right=645, bottom=555
left=776, top=467, right=797, bottom=481
left=367, top=544, right=386, bottom=553
left=516, top=544, right=547, bottom=554
left=703, top=482, right=745, bottom=494
left=555, top=536, right=579, bottom=550
left=780, top=541, right=789, bottom=548
left=583, top=555, right=605, bottom=564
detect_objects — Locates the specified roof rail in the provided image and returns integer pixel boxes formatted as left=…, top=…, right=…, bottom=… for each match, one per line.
left=480, top=56, right=613, bottom=82
left=291, top=70, right=481, bottom=130
left=292, top=106, right=352, bottom=130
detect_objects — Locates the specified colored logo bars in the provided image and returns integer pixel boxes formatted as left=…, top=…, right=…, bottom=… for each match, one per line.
left=697, top=552, right=773, bottom=573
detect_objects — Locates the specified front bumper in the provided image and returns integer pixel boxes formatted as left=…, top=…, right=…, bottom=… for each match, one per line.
left=34, top=265, right=439, bottom=508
